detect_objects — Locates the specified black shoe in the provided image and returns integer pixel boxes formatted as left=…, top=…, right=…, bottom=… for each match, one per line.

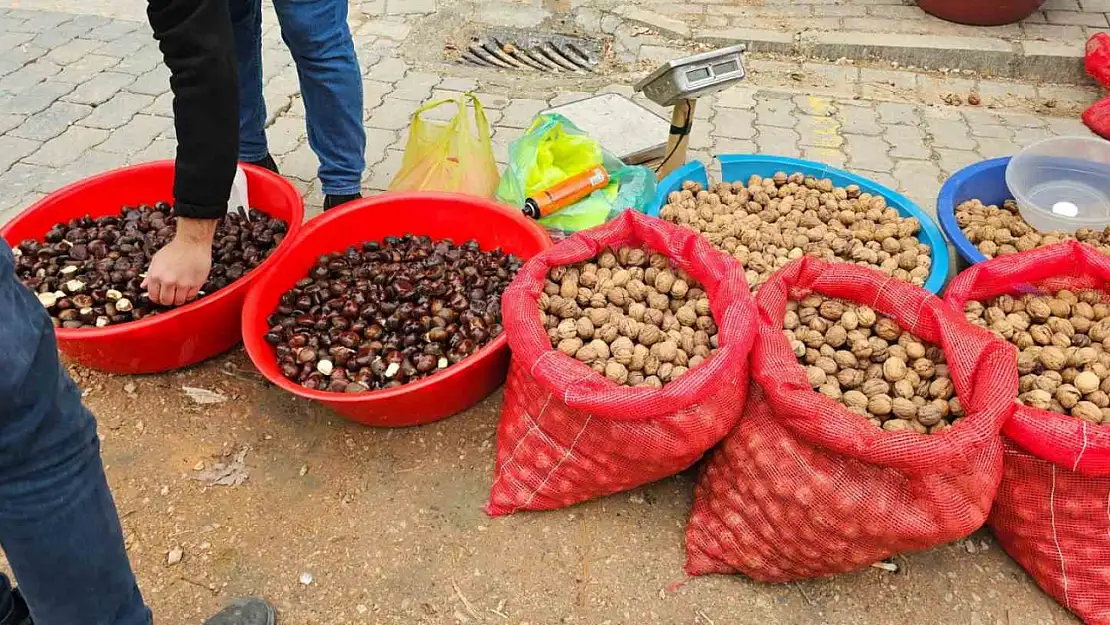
left=245, top=154, right=279, bottom=175
left=323, top=192, right=362, bottom=211
left=0, top=589, right=31, bottom=625
left=203, top=598, right=275, bottom=625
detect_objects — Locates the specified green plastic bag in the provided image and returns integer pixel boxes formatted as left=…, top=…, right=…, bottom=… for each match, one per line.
left=496, top=114, right=656, bottom=234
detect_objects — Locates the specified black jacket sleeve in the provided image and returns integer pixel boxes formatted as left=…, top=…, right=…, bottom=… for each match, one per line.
left=147, top=0, right=239, bottom=220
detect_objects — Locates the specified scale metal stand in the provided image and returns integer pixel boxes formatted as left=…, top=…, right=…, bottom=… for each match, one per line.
left=634, top=45, right=748, bottom=180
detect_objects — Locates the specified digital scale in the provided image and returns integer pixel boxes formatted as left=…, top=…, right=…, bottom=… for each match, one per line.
left=635, top=45, right=748, bottom=178
left=541, top=45, right=749, bottom=179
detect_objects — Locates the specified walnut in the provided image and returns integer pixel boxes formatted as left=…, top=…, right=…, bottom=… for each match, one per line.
left=883, top=357, right=907, bottom=382
left=638, top=324, right=663, bottom=347
left=1072, top=400, right=1102, bottom=423
left=575, top=345, right=598, bottom=363
left=1075, top=370, right=1100, bottom=394
left=576, top=317, right=595, bottom=340
left=557, top=337, right=583, bottom=356
left=1039, top=346, right=1067, bottom=371
left=605, top=361, right=629, bottom=384
left=590, top=339, right=611, bottom=361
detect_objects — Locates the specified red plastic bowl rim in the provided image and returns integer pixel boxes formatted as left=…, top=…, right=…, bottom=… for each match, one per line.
left=0, top=161, right=305, bottom=342
left=241, top=192, right=552, bottom=405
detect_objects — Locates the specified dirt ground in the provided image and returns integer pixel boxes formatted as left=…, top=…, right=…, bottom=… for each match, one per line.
left=0, top=349, right=1063, bottom=625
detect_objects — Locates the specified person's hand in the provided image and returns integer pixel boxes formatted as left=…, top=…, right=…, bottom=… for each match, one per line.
left=142, top=217, right=218, bottom=306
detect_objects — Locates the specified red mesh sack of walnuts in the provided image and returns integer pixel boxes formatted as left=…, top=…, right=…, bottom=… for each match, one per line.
left=685, top=256, right=1016, bottom=581
left=486, top=210, right=755, bottom=516
left=945, top=241, right=1110, bottom=625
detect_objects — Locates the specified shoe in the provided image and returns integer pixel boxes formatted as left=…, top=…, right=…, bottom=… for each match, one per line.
left=323, top=192, right=362, bottom=211
left=0, top=589, right=31, bottom=625
left=203, top=598, right=275, bottom=625
left=245, top=154, right=280, bottom=175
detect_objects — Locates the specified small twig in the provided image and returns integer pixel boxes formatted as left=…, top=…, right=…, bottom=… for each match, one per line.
left=794, top=583, right=815, bottom=606
left=489, top=599, right=508, bottom=619
left=179, top=575, right=215, bottom=594
left=452, top=580, right=479, bottom=620
left=695, top=609, right=715, bottom=625
left=393, top=465, right=423, bottom=474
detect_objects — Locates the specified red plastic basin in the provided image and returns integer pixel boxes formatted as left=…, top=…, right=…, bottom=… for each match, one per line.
left=241, top=192, right=553, bottom=427
left=0, top=161, right=304, bottom=374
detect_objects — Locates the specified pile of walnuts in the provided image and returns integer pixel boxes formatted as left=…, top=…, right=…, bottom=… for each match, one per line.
left=964, top=290, right=1110, bottom=425
left=659, top=173, right=932, bottom=290
left=785, top=294, right=962, bottom=434
left=956, top=198, right=1110, bottom=259
left=539, top=246, right=718, bottom=388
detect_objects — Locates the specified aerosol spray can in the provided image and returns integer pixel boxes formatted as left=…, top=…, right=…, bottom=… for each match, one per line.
left=523, top=166, right=610, bottom=219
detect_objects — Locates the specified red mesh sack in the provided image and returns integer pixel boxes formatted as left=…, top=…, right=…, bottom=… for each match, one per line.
left=945, top=241, right=1110, bottom=625
left=685, top=257, right=1016, bottom=581
left=1086, top=33, right=1110, bottom=87
left=1083, top=97, right=1110, bottom=141
left=486, top=210, right=755, bottom=516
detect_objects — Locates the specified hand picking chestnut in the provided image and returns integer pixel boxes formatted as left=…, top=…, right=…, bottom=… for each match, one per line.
left=539, top=246, right=719, bottom=388
left=13, top=203, right=287, bottom=328
left=265, top=235, right=522, bottom=393
left=785, top=294, right=963, bottom=434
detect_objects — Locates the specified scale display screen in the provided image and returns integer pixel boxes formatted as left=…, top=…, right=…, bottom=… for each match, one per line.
left=685, top=67, right=712, bottom=83
left=634, top=45, right=747, bottom=107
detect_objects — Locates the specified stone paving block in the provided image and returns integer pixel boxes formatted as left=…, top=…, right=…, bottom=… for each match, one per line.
left=0, top=81, right=77, bottom=116
left=974, top=136, right=1023, bottom=159
left=392, top=72, right=441, bottom=102
left=1046, top=9, right=1109, bottom=26
left=96, top=114, right=172, bottom=155
left=0, top=31, right=34, bottom=53
left=0, top=59, right=62, bottom=94
left=926, top=118, right=975, bottom=150
left=364, top=127, right=396, bottom=168
left=499, top=98, right=547, bottom=129
left=617, top=6, right=691, bottom=38
left=755, top=126, right=801, bottom=158
left=367, top=98, right=413, bottom=131
left=63, top=71, right=135, bottom=106
left=439, top=77, right=478, bottom=92
left=891, top=159, right=943, bottom=214
left=490, top=129, right=513, bottom=165
left=715, top=85, right=758, bottom=110
left=53, top=54, right=122, bottom=84
left=355, top=18, right=412, bottom=40
left=365, top=149, right=404, bottom=191
left=43, top=148, right=127, bottom=191
left=386, top=0, right=436, bottom=16
left=93, top=34, right=148, bottom=58
left=126, top=66, right=170, bottom=96
left=79, top=92, right=154, bottom=130
left=802, top=146, right=848, bottom=169
left=836, top=103, right=883, bottom=136
left=473, top=4, right=550, bottom=28
left=45, top=38, right=103, bottom=64
left=876, top=102, right=921, bottom=126
left=1011, top=126, right=1057, bottom=147
left=127, top=137, right=176, bottom=164
left=968, top=123, right=1013, bottom=140
left=689, top=122, right=715, bottom=151
left=366, top=56, right=408, bottom=83
left=24, top=125, right=109, bottom=168
left=976, top=80, right=1038, bottom=103
left=278, top=141, right=319, bottom=182
left=754, top=97, right=797, bottom=128
left=934, top=148, right=983, bottom=176
left=844, top=133, right=893, bottom=172
left=797, top=114, right=844, bottom=148
left=549, top=92, right=594, bottom=108
left=84, top=19, right=142, bottom=42
left=792, top=94, right=837, bottom=117
left=884, top=124, right=931, bottom=160
left=9, top=100, right=91, bottom=141
left=998, top=112, right=1048, bottom=128
left=1045, top=116, right=1096, bottom=136
left=114, top=47, right=163, bottom=75
left=0, top=113, right=25, bottom=134
left=713, top=108, right=757, bottom=139
left=14, top=11, right=74, bottom=34
left=0, top=162, right=55, bottom=202
left=141, top=90, right=173, bottom=117
left=0, top=135, right=42, bottom=172
left=713, top=138, right=758, bottom=155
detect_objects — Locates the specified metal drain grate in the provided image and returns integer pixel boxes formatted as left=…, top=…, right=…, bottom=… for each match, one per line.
left=459, top=31, right=600, bottom=73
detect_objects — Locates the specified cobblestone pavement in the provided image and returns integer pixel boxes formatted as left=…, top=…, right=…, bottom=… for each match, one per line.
left=0, top=2, right=1102, bottom=225
left=0, top=3, right=1105, bottom=624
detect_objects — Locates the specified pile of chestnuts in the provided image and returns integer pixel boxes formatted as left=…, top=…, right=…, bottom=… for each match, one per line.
left=265, top=235, right=522, bottom=393
left=13, top=203, right=287, bottom=328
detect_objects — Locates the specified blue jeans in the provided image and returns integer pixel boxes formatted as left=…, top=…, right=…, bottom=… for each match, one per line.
left=0, top=242, right=149, bottom=625
left=231, top=0, right=366, bottom=196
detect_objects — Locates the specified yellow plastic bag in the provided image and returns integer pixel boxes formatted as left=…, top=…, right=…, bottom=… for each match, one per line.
left=388, top=93, right=500, bottom=198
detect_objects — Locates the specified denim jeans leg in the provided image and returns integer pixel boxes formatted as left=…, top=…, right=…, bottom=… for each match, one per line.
left=230, top=0, right=269, bottom=162
left=275, top=0, right=366, bottom=195
left=0, top=243, right=149, bottom=625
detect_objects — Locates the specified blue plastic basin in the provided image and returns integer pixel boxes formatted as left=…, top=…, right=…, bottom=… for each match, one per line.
left=647, top=155, right=951, bottom=294
left=936, top=157, right=1011, bottom=268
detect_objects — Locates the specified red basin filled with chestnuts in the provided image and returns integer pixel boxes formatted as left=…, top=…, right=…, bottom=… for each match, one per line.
left=241, top=192, right=553, bottom=427
left=0, top=161, right=304, bottom=374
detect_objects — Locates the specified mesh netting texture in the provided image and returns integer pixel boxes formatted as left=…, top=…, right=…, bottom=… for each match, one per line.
left=685, top=256, right=1016, bottom=581
left=1086, top=33, right=1110, bottom=87
left=945, top=241, right=1110, bottom=625
left=486, top=210, right=756, bottom=516
left=1083, top=98, right=1110, bottom=141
